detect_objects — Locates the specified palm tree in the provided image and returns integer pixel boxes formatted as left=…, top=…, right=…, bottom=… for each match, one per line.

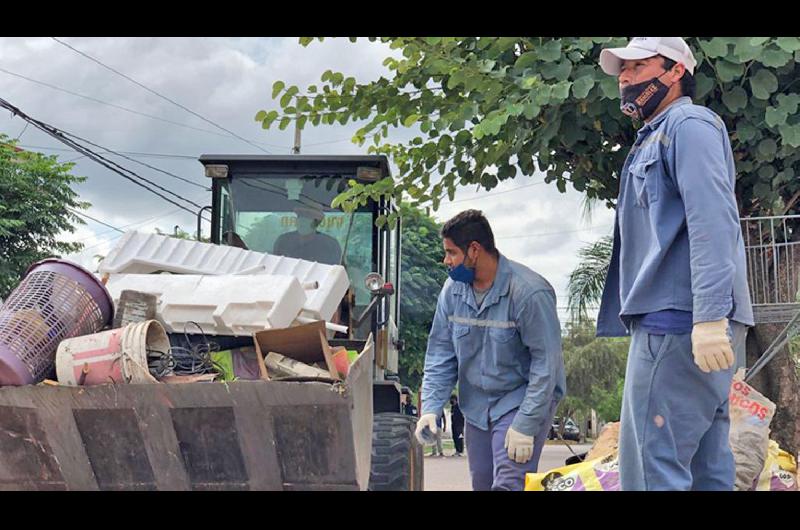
left=567, top=235, right=612, bottom=323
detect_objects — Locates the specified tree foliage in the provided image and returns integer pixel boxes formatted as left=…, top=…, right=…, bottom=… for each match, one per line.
left=257, top=37, right=800, bottom=223
left=558, top=320, right=629, bottom=423
left=0, top=135, right=87, bottom=298
left=398, top=204, right=449, bottom=391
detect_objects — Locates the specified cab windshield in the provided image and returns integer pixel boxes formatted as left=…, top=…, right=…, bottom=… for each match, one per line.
left=217, top=174, right=375, bottom=306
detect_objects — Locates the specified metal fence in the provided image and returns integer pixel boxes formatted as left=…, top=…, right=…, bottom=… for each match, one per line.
left=740, top=214, right=800, bottom=324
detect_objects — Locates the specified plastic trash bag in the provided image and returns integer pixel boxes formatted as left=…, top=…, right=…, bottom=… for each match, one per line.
left=752, top=440, right=798, bottom=491
left=729, top=368, right=776, bottom=491
left=525, top=452, right=620, bottom=491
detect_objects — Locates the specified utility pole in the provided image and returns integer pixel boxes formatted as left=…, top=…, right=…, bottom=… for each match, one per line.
left=292, top=118, right=301, bottom=154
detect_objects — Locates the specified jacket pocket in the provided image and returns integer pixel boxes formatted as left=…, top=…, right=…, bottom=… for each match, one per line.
left=489, top=327, right=516, bottom=344
left=629, top=158, right=660, bottom=208
left=452, top=324, right=470, bottom=341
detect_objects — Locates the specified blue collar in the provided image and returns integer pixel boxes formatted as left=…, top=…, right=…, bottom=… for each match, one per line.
left=638, top=96, right=692, bottom=135
left=452, top=254, right=512, bottom=313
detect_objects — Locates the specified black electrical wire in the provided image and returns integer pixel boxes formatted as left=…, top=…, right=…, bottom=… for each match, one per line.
left=163, top=321, right=225, bottom=377
left=0, top=96, right=209, bottom=219
left=51, top=37, right=272, bottom=155
left=58, top=130, right=210, bottom=191
left=0, top=66, right=283, bottom=148
left=67, top=207, right=124, bottom=233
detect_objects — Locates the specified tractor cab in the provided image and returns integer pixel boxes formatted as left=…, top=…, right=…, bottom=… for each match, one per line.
left=199, top=155, right=404, bottom=413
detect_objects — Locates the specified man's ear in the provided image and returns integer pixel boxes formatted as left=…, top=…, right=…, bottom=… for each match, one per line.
left=671, top=62, right=686, bottom=82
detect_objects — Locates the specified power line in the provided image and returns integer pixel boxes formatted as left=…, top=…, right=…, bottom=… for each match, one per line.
left=0, top=66, right=286, bottom=149
left=51, top=37, right=272, bottom=155
left=57, top=132, right=209, bottom=191
left=16, top=143, right=197, bottom=160
left=74, top=195, right=209, bottom=244
left=496, top=225, right=613, bottom=241
left=447, top=181, right=545, bottom=205
left=69, top=207, right=124, bottom=234
left=0, top=96, right=208, bottom=218
left=14, top=142, right=209, bottom=190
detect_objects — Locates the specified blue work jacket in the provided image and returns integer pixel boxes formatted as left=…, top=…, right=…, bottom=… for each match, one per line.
left=421, top=254, right=566, bottom=435
left=597, top=97, right=754, bottom=337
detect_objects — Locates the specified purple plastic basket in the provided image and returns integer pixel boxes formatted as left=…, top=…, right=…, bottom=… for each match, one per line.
left=0, top=259, right=114, bottom=385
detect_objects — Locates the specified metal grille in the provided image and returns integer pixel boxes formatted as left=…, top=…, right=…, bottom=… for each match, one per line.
left=741, top=215, right=800, bottom=324
left=0, top=271, right=106, bottom=382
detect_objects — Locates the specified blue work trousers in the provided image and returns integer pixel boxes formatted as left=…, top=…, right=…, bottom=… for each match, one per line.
left=465, top=402, right=557, bottom=491
left=619, top=321, right=747, bottom=490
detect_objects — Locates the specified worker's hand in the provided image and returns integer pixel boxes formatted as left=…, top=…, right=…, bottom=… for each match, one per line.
left=415, top=413, right=439, bottom=445
left=691, top=318, right=734, bottom=373
left=504, top=426, right=534, bottom=464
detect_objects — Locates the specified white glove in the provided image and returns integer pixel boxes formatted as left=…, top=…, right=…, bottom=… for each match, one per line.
left=504, top=426, right=534, bottom=464
left=415, top=413, right=439, bottom=445
left=691, top=318, right=734, bottom=373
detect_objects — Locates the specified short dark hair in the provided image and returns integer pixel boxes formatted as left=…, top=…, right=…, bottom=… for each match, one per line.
left=441, top=209, right=498, bottom=257
left=661, top=56, right=696, bottom=100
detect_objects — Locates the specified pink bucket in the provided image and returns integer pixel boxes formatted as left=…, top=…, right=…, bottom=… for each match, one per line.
left=56, top=320, right=168, bottom=385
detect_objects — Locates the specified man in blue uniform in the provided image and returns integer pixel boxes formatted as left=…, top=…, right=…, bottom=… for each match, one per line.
left=415, top=210, right=566, bottom=490
left=596, top=37, right=754, bottom=490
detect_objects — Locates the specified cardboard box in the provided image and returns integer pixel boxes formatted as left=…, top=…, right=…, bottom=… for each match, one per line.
left=252, top=321, right=348, bottom=380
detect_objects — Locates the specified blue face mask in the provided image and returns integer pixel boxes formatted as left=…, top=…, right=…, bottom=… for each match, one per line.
left=448, top=263, right=475, bottom=284
left=448, top=248, right=477, bottom=284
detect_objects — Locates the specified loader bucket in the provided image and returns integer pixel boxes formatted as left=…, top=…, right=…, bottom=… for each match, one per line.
left=0, top=337, right=373, bottom=490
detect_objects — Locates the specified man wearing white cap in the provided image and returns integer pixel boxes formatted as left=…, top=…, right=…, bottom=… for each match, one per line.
left=595, top=37, right=754, bottom=490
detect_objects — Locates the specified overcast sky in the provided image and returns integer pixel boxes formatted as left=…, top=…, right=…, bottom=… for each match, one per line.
left=0, top=37, right=616, bottom=322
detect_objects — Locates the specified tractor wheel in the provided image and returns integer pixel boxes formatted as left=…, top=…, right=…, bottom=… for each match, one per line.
left=368, top=413, right=424, bottom=491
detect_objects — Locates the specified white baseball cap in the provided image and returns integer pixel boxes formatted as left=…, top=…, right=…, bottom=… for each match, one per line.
left=599, top=37, right=697, bottom=76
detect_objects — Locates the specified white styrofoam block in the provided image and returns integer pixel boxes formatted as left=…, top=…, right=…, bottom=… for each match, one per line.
left=98, top=231, right=349, bottom=321
left=105, top=273, right=306, bottom=336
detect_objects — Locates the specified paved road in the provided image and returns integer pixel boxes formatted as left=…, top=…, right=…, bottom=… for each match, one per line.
left=423, top=443, right=593, bottom=491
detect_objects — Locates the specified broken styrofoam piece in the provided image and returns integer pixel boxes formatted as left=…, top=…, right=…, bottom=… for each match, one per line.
left=105, top=273, right=306, bottom=336
left=98, top=231, right=349, bottom=321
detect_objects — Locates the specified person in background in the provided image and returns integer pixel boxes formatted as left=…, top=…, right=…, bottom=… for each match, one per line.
left=450, top=394, right=465, bottom=457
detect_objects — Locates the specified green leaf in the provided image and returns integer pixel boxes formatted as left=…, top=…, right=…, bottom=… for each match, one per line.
left=779, top=123, right=800, bottom=148
left=753, top=181, right=771, bottom=198
left=757, top=138, right=777, bottom=159
left=733, top=38, right=762, bottom=62
left=761, top=47, right=792, bottom=68
left=515, top=52, right=538, bottom=70
left=750, top=69, right=779, bottom=99
left=758, top=165, right=776, bottom=180
left=523, top=103, right=541, bottom=120
left=255, top=110, right=267, bottom=122
left=506, top=103, right=525, bottom=116
left=541, top=59, right=572, bottom=81
left=721, top=86, right=748, bottom=113
left=715, top=60, right=745, bottom=83
left=699, top=38, right=729, bottom=59
left=272, top=80, right=285, bottom=99
left=539, top=39, right=562, bottom=62
left=424, top=37, right=442, bottom=45
left=599, top=76, right=619, bottom=100
left=403, top=114, right=421, bottom=127
left=552, top=81, right=572, bottom=101
left=736, top=122, right=757, bottom=143
left=278, top=117, right=291, bottom=131
left=749, top=37, right=771, bottom=46
left=765, top=106, right=788, bottom=128
left=776, top=37, right=800, bottom=52
left=572, top=75, right=595, bottom=99
left=694, top=72, right=715, bottom=99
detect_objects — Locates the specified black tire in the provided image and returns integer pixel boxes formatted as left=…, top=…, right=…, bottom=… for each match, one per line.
left=368, top=413, right=424, bottom=491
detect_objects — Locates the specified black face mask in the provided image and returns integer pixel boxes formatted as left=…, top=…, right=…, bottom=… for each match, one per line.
left=620, top=73, right=673, bottom=121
